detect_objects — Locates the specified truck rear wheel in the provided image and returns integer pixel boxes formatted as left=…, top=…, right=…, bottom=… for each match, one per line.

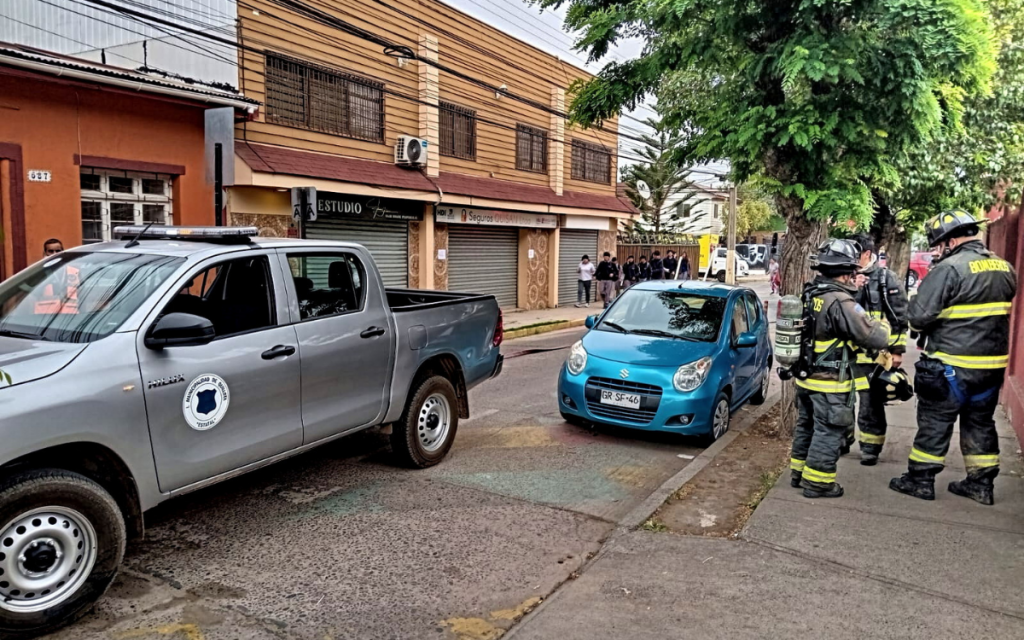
left=392, top=376, right=459, bottom=468
left=0, top=470, right=125, bottom=638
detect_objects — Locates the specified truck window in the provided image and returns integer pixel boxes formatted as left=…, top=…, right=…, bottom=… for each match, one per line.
left=0, top=252, right=183, bottom=343
left=163, top=256, right=276, bottom=338
left=287, top=253, right=365, bottom=320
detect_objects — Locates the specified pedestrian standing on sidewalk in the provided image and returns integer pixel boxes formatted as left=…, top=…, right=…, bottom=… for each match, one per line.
left=663, top=250, right=679, bottom=280
left=612, top=257, right=624, bottom=295
left=649, top=251, right=665, bottom=280
left=890, top=210, right=1017, bottom=505
left=637, top=256, right=652, bottom=282
left=623, top=256, right=640, bottom=289
left=768, top=257, right=780, bottom=294
left=595, top=252, right=619, bottom=308
left=678, top=252, right=691, bottom=280
left=849, top=233, right=909, bottom=466
left=575, top=255, right=596, bottom=308
left=790, top=240, right=890, bottom=499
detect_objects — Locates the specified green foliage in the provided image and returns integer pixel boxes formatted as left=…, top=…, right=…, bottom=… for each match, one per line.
left=537, top=0, right=998, bottom=224
left=722, top=185, right=776, bottom=238
left=621, top=114, right=709, bottom=234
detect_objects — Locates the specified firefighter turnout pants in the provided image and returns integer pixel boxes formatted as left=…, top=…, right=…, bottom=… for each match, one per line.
left=909, top=358, right=1002, bottom=481
left=856, top=363, right=887, bottom=455
left=791, top=387, right=855, bottom=490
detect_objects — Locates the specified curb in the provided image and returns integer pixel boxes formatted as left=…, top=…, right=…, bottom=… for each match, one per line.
left=503, top=318, right=587, bottom=341
left=504, top=391, right=782, bottom=640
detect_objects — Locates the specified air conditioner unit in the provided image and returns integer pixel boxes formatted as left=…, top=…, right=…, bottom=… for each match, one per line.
left=395, top=135, right=429, bottom=167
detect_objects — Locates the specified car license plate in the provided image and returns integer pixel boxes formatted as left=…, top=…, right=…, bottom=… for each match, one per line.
left=600, top=389, right=641, bottom=409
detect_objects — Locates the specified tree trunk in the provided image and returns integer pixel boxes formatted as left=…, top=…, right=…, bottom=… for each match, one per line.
left=775, top=197, right=827, bottom=438
left=872, top=199, right=911, bottom=288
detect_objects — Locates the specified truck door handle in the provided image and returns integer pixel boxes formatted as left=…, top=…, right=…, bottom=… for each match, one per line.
left=261, top=345, right=296, bottom=359
left=361, top=326, right=386, bottom=339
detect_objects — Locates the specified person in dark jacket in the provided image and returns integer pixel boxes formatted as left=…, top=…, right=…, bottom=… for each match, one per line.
left=890, top=210, right=1017, bottom=505
left=637, top=256, right=652, bottom=282
left=790, top=239, right=891, bottom=498
left=849, top=234, right=909, bottom=465
left=649, top=251, right=665, bottom=280
left=622, top=256, right=641, bottom=288
left=663, top=251, right=679, bottom=279
left=678, top=252, right=691, bottom=280
left=594, top=252, right=620, bottom=308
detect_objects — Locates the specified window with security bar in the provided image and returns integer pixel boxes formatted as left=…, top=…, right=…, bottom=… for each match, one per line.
left=516, top=124, right=547, bottom=173
left=440, top=102, right=477, bottom=160
left=80, top=169, right=174, bottom=243
left=265, top=54, right=385, bottom=143
left=571, top=139, right=612, bottom=184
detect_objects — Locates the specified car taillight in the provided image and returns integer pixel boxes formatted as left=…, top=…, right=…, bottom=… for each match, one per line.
left=492, top=309, right=504, bottom=347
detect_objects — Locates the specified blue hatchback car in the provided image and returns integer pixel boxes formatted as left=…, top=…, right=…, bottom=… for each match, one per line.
left=558, top=281, right=772, bottom=442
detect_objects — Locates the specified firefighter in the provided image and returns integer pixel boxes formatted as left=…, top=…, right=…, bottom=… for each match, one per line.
left=890, top=210, right=1017, bottom=505
left=790, top=239, right=891, bottom=498
left=849, top=234, right=909, bottom=465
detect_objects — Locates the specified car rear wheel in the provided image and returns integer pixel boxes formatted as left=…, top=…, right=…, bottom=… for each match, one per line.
left=392, top=375, right=459, bottom=468
left=749, top=365, right=771, bottom=405
left=907, top=270, right=919, bottom=288
left=0, top=470, right=125, bottom=639
left=701, top=392, right=731, bottom=446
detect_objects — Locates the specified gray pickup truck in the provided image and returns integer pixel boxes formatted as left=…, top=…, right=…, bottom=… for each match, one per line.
left=0, top=225, right=503, bottom=637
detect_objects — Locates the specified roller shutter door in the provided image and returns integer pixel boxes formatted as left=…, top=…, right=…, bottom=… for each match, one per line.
left=558, top=230, right=599, bottom=305
left=305, top=217, right=408, bottom=288
left=448, top=226, right=519, bottom=308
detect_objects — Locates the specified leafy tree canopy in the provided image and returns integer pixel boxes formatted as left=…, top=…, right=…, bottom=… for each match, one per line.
left=540, top=0, right=998, bottom=228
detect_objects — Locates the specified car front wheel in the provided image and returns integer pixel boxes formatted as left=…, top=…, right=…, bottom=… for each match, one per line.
left=0, top=470, right=125, bottom=639
left=701, top=392, right=731, bottom=446
left=907, top=270, right=919, bottom=288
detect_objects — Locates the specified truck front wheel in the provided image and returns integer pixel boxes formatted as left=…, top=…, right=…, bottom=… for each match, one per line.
left=0, top=470, right=125, bottom=638
left=392, top=376, right=460, bottom=468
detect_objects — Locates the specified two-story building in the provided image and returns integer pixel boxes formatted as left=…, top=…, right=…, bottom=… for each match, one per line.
left=226, top=0, right=637, bottom=309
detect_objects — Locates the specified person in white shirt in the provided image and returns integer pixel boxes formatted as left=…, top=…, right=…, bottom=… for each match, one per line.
left=575, top=255, right=597, bottom=307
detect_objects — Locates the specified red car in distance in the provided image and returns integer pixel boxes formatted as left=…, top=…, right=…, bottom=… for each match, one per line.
left=907, top=251, right=933, bottom=288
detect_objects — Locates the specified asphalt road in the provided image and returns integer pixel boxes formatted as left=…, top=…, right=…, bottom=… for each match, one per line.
left=48, top=278, right=776, bottom=640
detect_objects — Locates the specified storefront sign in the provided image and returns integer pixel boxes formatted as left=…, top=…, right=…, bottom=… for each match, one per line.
left=317, top=192, right=422, bottom=221
left=435, top=206, right=557, bottom=229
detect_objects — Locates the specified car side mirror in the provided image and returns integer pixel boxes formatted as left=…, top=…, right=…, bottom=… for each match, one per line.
left=736, top=332, right=758, bottom=348
left=585, top=315, right=597, bottom=329
left=145, top=312, right=215, bottom=349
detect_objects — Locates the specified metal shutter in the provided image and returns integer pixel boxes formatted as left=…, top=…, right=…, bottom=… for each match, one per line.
left=447, top=226, right=519, bottom=308
left=305, top=217, right=408, bottom=288
left=558, top=230, right=599, bottom=305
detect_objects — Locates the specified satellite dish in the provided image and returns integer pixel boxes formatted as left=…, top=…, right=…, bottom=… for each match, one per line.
left=636, top=180, right=651, bottom=200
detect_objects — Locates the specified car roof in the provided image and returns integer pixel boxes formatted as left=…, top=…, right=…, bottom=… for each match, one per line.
left=66, top=237, right=367, bottom=260
left=628, top=280, right=751, bottom=298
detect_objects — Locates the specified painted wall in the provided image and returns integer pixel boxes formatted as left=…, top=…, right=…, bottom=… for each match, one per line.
left=0, top=73, right=215, bottom=267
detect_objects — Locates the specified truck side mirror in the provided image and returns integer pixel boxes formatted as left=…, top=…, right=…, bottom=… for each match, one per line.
left=145, top=312, right=215, bottom=349
left=585, top=315, right=597, bottom=329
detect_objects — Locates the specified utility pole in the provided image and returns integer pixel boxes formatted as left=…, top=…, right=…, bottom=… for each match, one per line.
left=725, top=183, right=738, bottom=285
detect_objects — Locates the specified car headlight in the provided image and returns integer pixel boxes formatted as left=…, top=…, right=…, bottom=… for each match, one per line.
left=566, top=340, right=588, bottom=376
left=673, top=356, right=713, bottom=392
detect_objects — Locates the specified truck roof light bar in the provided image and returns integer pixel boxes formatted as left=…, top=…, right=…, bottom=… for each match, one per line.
left=113, top=226, right=259, bottom=243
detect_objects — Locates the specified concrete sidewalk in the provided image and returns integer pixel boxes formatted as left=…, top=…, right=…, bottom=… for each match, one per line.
left=509, top=355, right=1024, bottom=639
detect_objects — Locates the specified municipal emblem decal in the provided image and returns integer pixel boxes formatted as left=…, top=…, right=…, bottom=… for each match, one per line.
left=620, top=369, right=630, bottom=379
left=182, top=374, right=230, bottom=431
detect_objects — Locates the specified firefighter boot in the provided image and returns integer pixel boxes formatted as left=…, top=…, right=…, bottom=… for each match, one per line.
left=889, top=472, right=935, bottom=501
left=860, top=452, right=879, bottom=466
left=948, top=478, right=995, bottom=506
left=790, top=470, right=802, bottom=488
left=803, top=483, right=844, bottom=499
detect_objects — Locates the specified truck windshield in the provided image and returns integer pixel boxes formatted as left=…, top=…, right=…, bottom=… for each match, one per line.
left=598, top=290, right=726, bottom=342
left=0, top=252, right=183, bottom=344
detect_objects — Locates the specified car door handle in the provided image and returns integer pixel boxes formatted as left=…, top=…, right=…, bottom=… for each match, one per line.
left=261, top=345, right=296, bottom=360
left=360, top=326, right=386, bottom=339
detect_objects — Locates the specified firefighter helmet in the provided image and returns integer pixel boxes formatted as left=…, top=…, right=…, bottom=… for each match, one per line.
left=926, top=209, right=982, bottom=248
left=810, top=239, right=861, bottom=275
left=872, top=366, right=914, bottom=404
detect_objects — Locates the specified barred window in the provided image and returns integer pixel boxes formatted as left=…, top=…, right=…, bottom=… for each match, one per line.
left=440, top=102, right=476, bottom=160
left=265, top=54, right=384, bottom=143
left=516, top=124, right=547, bottom=173
left=571, top=139, right=612, bottom=184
